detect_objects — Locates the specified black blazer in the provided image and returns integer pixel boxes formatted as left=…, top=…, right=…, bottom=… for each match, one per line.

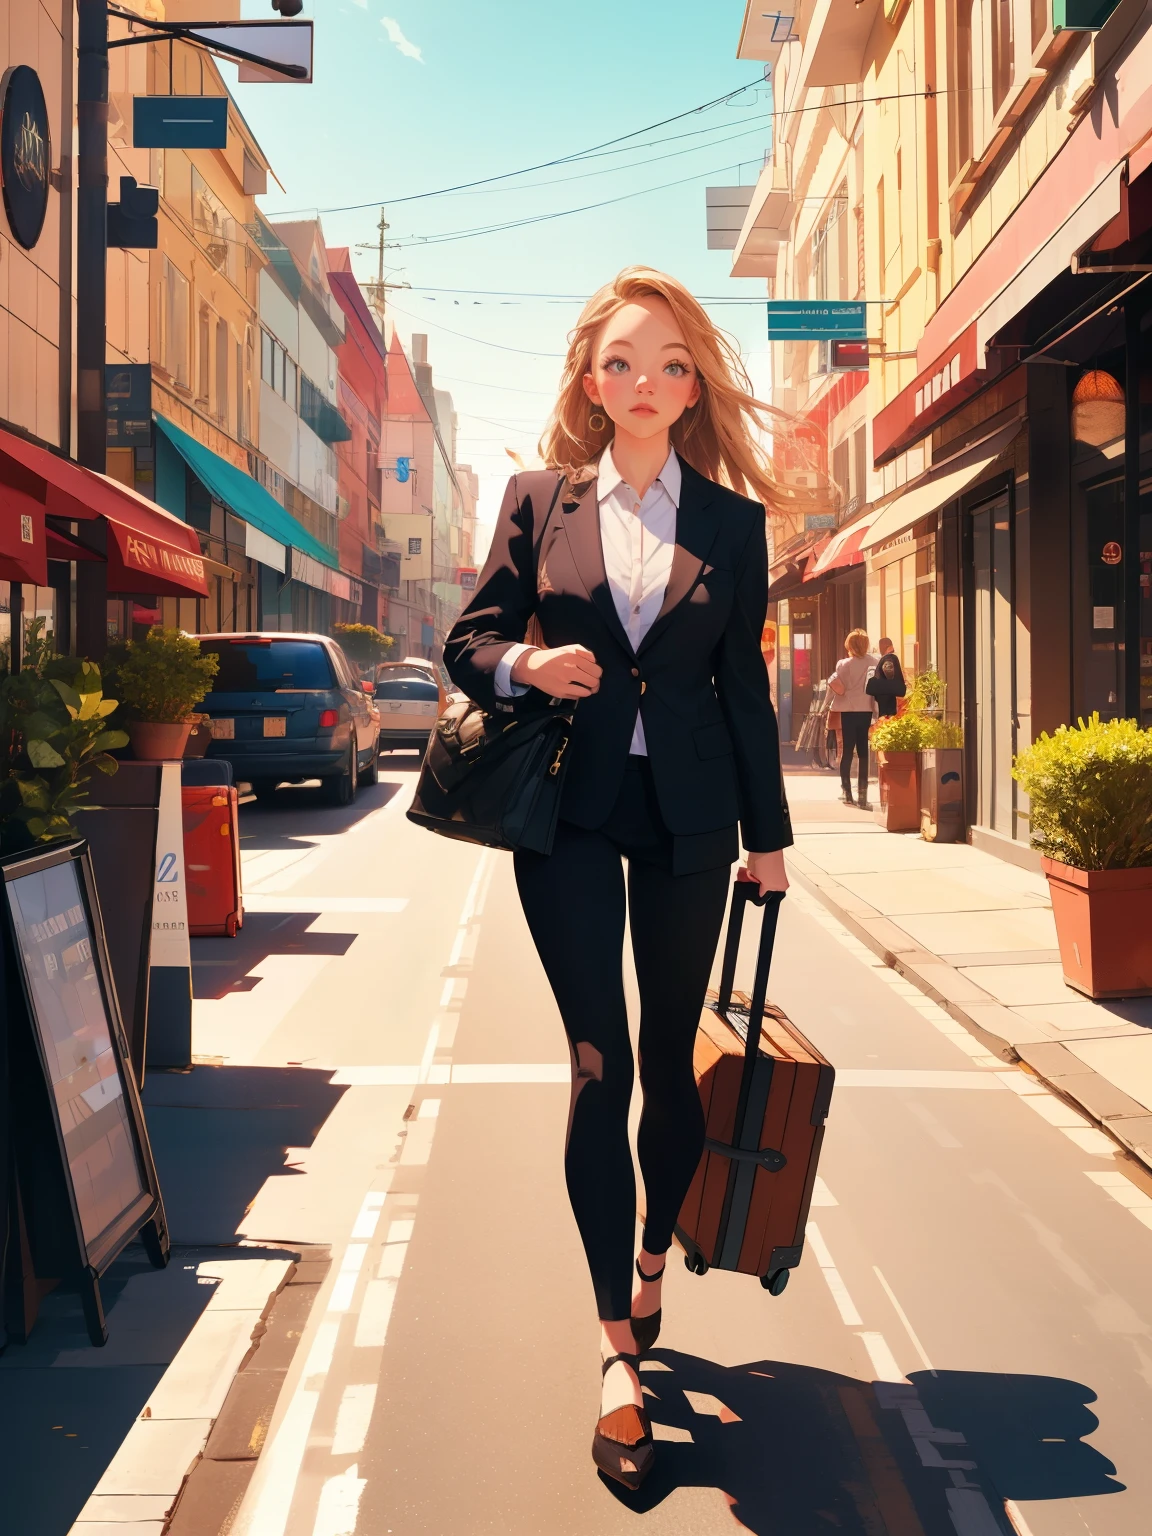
left=444, top=460, right=793, bottom=865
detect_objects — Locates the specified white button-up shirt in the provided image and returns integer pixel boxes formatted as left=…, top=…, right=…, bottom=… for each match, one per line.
left=495, top=445, right=680, bottom=755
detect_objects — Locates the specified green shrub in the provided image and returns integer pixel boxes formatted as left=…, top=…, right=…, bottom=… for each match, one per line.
left=1012, top=713, right=1152, bottom=869
left=871, top=712, right=935, bottom=752
left=924, top=717, right=964, bottom=749
left=907, top=669, right=946, bottom=711
left=0, top=622, right=128, bottom=851
left=333, top=623, right=394, bottom=668
left=111, top=626, right=218, bottom=723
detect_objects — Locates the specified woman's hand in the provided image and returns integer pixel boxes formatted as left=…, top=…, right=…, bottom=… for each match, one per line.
left=512, top=644, right=602, bottom=699
left=743, top=849, right=789, bottom=895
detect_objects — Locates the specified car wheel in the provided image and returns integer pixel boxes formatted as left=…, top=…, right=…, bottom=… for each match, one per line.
left=249, top=777, right=279, bottom=802
left=359, top=735, right=380, bottom=785
left=323, top=742, right=357, bottom=806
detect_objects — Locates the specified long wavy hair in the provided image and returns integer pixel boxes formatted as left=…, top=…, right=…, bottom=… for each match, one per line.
left=538, top=266, right=829, bottom=517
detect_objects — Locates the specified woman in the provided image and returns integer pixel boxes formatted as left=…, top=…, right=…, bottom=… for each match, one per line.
left=445, top=268, right=795, bottom=1490
left=826, top=629, right=878, bottom=808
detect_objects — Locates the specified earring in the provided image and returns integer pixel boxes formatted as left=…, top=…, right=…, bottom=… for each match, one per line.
left=588, top=410, right=607, bottom=433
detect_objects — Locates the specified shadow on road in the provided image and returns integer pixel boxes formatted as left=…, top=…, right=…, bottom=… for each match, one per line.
left=235, top=776, right=406, bottom=847
left=191, top=913, right=357, bottom=999
left=142, top=1064, right=347, bottom=1246
left=603, top=1352, right=1122, bottom=1533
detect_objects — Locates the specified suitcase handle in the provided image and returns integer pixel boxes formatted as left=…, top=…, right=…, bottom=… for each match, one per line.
left=717, top=880, right=785, bottom=1145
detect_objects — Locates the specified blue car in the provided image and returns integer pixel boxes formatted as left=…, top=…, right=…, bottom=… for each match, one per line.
left=196, top=632, right=380, bottom=805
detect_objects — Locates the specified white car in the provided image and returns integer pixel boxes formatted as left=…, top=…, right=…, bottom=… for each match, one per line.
left=374, top=663, right=442, bottom=752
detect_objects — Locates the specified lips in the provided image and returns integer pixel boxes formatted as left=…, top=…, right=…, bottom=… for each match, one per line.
left=630, top=405, right=658, bottom=416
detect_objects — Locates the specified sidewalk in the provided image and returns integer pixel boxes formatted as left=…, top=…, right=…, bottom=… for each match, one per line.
left=783, top=771, right=1152, bottom=1173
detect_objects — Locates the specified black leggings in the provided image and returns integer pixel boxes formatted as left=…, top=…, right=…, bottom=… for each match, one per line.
left=840, top=711, right=872, bottom=797
left=514, top=759, right=730, bottom=1321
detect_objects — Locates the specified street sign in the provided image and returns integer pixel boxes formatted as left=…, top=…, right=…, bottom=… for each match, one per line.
left=133, top=96, right=228, bottom=150
left=187, top=21, right=314, bottom=84
left=767, top=301, right=867, bottom=340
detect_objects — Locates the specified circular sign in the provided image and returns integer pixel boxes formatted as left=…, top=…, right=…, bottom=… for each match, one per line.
left=1102, top=541, right=1122, bottom=566
left=1, top=66, right=51, bottom=250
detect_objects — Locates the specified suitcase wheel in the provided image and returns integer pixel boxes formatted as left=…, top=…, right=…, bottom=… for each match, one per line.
left=762, top=1268, right=790, bottom=1296
left=684, top=1252, right=709, bottom=1276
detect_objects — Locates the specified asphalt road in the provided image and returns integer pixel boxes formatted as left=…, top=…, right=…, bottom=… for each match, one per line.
left=220, top=757, right=1152, bottom=1536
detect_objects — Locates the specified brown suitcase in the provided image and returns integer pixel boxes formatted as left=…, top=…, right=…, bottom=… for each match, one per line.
left=675, top=881, right=834, bottom=1295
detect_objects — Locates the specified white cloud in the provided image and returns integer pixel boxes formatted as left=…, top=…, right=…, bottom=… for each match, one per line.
left=381, top=17, right=423, bottom=61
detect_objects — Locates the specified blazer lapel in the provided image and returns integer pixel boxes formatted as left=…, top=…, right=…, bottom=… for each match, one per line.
left=559, top=473, right=635, bottom=657
left=638, top=458, right=720, bottom=656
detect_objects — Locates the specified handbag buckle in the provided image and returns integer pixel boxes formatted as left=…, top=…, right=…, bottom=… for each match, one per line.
left=548, top=735, right=569, bottom=776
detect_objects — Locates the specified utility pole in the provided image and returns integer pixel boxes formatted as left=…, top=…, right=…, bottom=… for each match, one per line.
left=357, top=207, right=407, bottom=320
left=76, top=0, right=109, bottom=473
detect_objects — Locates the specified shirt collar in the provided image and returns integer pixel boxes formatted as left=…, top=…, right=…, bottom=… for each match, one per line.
left=597, top=443, right=681, bottom=508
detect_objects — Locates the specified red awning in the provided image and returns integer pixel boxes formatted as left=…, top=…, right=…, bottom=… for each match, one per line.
left=807, top=510, right=878, bottom=579
left=0, top=427, right=209, bottom=598
left=0, top=482, right=48, bottom=586
left=45, top=523, right=102, bottom=563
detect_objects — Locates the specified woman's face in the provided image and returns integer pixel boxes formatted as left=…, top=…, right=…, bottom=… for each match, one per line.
left=582, top=296, right=701, bottom=442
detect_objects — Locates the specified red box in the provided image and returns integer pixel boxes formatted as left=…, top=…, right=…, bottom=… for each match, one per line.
left=182, top=785, right=243, bottom=938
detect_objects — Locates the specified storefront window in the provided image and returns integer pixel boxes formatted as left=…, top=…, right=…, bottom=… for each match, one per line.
left=1084, top=479, right=1124, bottom=721
left=878, top=539, right=936, bottom=677
left=0, top=581, right=11, bottom=670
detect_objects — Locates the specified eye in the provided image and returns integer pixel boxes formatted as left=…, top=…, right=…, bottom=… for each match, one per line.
left=601, top=355, right=629, bottom=374
left=665, top=360, right=691, bottom=377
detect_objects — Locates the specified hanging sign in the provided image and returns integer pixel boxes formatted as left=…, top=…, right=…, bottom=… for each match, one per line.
left=0, top=65, right=51, bottom=250
left=1101, top=541, right=1122, bottom=565
left=767, top=301, right=867, bottom=341
left=133, top=96, right=228, bottom=150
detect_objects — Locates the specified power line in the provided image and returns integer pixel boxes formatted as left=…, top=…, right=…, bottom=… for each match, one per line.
left=291, top=79, right=767, bottom=215
left=437, top=374, right=555, bottom=396
left=386, top=301, right=566, bottom=357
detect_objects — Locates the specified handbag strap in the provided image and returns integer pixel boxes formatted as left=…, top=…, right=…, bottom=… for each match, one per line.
left=718, top=879, right=785, bottom=1129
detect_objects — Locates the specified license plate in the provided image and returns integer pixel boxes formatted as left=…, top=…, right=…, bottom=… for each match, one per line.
left=209, top=718, right=235, bottom=739
left=263, top=717, right=287, bottom=738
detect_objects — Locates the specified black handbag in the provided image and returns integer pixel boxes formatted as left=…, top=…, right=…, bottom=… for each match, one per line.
left=406, top=696, right=575, bottom=854
left=406, top=474, right=574, bottom=855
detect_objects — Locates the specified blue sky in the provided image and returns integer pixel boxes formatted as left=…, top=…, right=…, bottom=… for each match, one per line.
left=233, top=0, right=774, bottom=525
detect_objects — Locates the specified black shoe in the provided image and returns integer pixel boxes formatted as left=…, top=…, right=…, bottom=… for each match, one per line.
left=631, top=1257, right=665, bottom=1354
left=593, top=1351, right=655, bottom=1491
left=841, top=787, right=855, bottom=805
left=857, top=797, right=873, bottom=811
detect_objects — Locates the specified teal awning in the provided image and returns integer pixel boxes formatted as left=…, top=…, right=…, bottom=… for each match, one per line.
left=154, top=414, right=339, bottom=570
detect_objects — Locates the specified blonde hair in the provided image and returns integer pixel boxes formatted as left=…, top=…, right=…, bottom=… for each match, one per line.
left=846, top=629, right=870, bottom=657
left=538, top=267, right=828, bottom=516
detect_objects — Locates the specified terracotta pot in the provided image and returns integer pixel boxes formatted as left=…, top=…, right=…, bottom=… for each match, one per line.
left=919, top=748, right=964, bottom=843
left=875, top=750, right=920, bottom=832
left=128, top=720, right=193, bottom=761
left=1042, top=858, right=1152, bottom=999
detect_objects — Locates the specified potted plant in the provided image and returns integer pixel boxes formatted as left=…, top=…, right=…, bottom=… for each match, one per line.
left=920, top=718, right=965, bottom=843
left=111, top=627, right=219, bottom=761
left=906, top=668, right=946, bottom=720
left=1012, top=713, right=1152, bottom=998
left=870, top=711, right=933, bottom=832
left=0, top=620, right=128, bottom=853
left=333, top=622, right=394, bottom=675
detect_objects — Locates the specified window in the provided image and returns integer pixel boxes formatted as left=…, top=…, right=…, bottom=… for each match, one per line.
left=216, top=317, right=229, bottom=425
left=162, top=259, right=189, bottom=386
left=992, top=0, right=1014, bottom=112
left=199, top=639, right=336, bottom=692
left=951, top=0, right=974, bottom=176
left=273, top=342, right=285, bottom=399
left=876, top=176, right=886, bottom=281
left=236, top=340, right=244, bottom=437
left=285, top=356, right=297, bottom=410
left=261, top=328, right=274, bottom=386
left=197, top=306, right=211, bottom=405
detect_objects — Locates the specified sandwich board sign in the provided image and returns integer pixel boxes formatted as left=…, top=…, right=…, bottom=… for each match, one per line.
left=145, top=762, right=192, bottom=1070
left=0, top=840, right=169, bottom=1345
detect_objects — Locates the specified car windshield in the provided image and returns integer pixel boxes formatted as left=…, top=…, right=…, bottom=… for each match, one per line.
left=378, top=666, right=433, bottom=685
left=202, top=641, right=335, bottom=692
left=375, top=679, right=439, bottom=702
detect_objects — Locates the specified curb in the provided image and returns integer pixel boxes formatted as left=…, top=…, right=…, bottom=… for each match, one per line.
left=786, top=856, right=1152, bottom=1176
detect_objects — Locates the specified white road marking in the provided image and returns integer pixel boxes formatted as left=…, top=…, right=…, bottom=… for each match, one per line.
left=243, top=896, right=408, bottom=913
left=310, top=1463, right=366, bottom=1536
left=810, top=1176, right=838, bottom=1206
left=327, top=1063, right=999, bottom=1088
left=1086, top=1170, right=1152, bottom=1231
left=857, top=1331, right=905, bottom=1383
left=330, top=1385, right=378, bottom=1457
left=350, top=1193, right=386, bottom=1241
left=1004, top=1497, right=1040, bottom=1535
left=873, top=1267, right=937, bottom=1376
left=998, top=1071, right=1117, bottom=1155
left=805, top=1222, right=863, bottom=1325
left=327, top=1245, right=370, bottom=1315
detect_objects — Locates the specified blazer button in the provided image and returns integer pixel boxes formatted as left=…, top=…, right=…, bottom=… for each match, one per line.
left=640, top=681, right=647, bottom=694
left=631, top=667, right=640, bottom=678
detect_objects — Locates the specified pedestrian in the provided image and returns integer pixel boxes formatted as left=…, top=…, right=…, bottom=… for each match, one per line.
left=445, top=267, right=794, bottom=1491
left=866, top=636, right=906, bottom=718
left=826, top=629, right=877, bottom=808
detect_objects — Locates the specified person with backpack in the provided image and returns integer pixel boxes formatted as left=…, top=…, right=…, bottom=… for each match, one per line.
left=867, top=637, right=907, bottom=718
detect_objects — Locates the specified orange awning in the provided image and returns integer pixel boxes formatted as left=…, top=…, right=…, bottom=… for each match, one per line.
left=806, top=510, right=878, bottom=579
left=0, top=426, right=209, bottom=598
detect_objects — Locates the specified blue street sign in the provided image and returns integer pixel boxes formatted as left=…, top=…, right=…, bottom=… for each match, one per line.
left=767, top=301, right=867, bottom=340
left=395, top=456, right=411, bottom=483
left=133, top=96, right=228, bottom=150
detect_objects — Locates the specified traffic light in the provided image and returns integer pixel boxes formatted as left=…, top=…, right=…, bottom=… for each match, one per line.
left=107, top=176, right=159, bottom=249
